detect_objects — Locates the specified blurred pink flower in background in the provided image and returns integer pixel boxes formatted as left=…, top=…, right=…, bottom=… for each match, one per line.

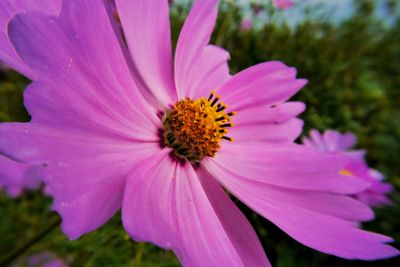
left=12, top=251, right=66, bottom=267
left=272, top=0, right=294, bottom=9
left=240, top=18, right=253, bottom=30
left=303, top=129, right=393, bottom=207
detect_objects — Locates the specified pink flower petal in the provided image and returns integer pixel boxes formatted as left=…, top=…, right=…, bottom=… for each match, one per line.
left=231, top=118, right=304, bottom=143
left=24, top=81, right=159, bottom=141
left=54, top=175, right=125, bottom=240
left=174, top=0, right=219, bottom=98
left=122, top=150, right=178, bottom=249
left=321, top=130, right=357, bottom=152
left=356, top=191, right=392, bottom=207
left=0, top=123, right=160, bottom=239
left=218, top=61, right=308, bottom=111
left=122, top=151, right=270, bottom=266
left=321, top=130, right=340, bottom=151
left=8, top=0, right=160, bottom=136
left=303, top=129, right=326, bottom=151
left=46, top=142, right=159, bottom=239
left=184, top=45, right=231, bottom=99
left=204, top=164, right=374, bottom=222
left=208, top=142, right=369, bottom=194
left=303, top=129, right=357, bottom=152
left=0, top=123, right=137, bottom=161
left=42, top=144, right=157, bottom=202
left=301, top=136, right=313, bottom=148
left=229, top=101, right=305, bottom=143
left=0, top=0, right=61, bottom=79
left=115, top=0, right=176, bottom=107
left=337, top=131, right=357, bottom=150
left=233, top=101, right=305, bottom=125
left=259, top=204, right=398, bottom=259
left=204, top=157, right=399, bottom=259
left=218, top=62, right=307, bottom=143
left=5, top=0, right=164, bottom=241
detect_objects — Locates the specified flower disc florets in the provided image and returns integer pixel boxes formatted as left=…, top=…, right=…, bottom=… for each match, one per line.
left=163, top=91, right=235, bottom=162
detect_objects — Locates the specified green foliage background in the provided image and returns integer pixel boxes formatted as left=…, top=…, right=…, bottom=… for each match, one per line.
left=0, top=1, right=399, bottom=266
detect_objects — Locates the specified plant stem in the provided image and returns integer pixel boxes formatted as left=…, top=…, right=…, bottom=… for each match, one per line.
left=133, top=242, right=145, bottom=267
left=0, top=214, right=61, bottom=266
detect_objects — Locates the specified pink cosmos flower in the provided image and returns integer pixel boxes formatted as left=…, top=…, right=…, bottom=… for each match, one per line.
left=12, top=251, right=66, bottom=267
left=303, top=129, right=393, bottom=207
left=0, top=0, right=398, bottom=266
left=272, top=0, right=294, bottom=9
left=240, top=18, right=253, bottom=30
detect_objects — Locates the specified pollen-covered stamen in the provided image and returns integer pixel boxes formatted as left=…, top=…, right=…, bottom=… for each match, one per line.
left=163, top=91, right=236, bottom=162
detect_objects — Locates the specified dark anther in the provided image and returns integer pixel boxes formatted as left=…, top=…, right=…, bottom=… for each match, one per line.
left=216, top=106, right=226, bottom=112
left=211, top=97, right=219, bottom=107
left=208, top=92, right=214, bottom=101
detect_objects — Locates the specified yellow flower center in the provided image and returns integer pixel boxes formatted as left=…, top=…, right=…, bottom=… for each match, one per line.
left=340, top=169, right=354, bottom=176
left=163, top=91, right=236, bottom=163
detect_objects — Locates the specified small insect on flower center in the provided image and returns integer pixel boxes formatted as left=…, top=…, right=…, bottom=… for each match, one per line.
left=163, top=91, right=236, bottom=163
